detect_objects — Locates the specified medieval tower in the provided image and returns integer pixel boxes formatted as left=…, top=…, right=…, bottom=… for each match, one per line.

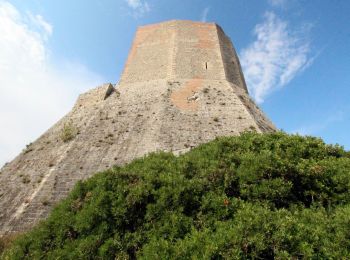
left=0, top=20, right=275, bottom=234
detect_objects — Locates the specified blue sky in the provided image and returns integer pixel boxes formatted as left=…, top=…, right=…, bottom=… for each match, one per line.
left=0, top=0, right=349, bottom=165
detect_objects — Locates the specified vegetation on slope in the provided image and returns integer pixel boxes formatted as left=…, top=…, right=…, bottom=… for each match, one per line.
left=2, top=132, right=350, bottom=259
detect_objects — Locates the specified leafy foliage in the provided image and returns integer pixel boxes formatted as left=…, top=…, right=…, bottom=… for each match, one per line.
left=3, top=132, right=350, bottom=259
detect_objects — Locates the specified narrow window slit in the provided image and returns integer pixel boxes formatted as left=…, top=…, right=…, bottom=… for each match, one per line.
left=205, top=62, right=208, bottom=70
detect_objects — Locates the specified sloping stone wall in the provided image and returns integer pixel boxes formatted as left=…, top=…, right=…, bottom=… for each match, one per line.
left=0, top=20, right=275, bottom=235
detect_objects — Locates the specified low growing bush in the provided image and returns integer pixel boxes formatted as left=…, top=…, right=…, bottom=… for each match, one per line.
left=3, top=132, right=350, bottom=259
left=60, top=122, right=77, bottom=143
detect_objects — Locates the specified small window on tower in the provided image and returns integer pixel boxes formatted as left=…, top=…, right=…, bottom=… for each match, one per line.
left=205, top=62, right=208, bottom=70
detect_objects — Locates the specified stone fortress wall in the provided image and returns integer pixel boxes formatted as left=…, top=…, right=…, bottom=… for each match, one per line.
left=0, top=20, right=275, bottom=235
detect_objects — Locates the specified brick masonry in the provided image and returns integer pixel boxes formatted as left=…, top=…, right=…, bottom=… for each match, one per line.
left=0, top=20, right=275, bottom=235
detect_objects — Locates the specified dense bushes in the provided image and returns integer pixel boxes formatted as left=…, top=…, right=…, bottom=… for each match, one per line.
left=2, top=132, right=350, bottom=259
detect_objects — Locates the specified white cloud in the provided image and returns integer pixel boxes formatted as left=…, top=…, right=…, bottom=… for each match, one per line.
left=240, top=12, right=312, bottom=103
left=268, top=0, right=287, bottom=7
left=201, top=7, right=210, bottom=22
left=126, top=0, right=142, bottom=9
left=0, top=1, right=104, bottom=167
left=29, top=13, right=53, bottom=36
left=292, top=111, right=344, bottom=136
left=125, top=0, right=150, bottom=17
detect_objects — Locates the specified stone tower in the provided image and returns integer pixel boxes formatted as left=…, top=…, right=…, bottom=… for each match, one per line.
left=0, top=20, right=275, bottom=235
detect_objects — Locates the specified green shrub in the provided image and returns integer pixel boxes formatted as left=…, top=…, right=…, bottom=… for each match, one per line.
left=21, top=175, right=30, bottom=184
left=3, top=132, right=350, bottom=259
left=60, top=122, right=77, bottom=142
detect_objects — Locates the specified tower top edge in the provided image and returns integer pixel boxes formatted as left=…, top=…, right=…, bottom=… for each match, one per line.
left=137, top=19, right=222, bottom=30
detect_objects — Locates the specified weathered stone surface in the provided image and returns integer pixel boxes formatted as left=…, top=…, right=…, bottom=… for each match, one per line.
left=0, top=20, right=275, bottom=235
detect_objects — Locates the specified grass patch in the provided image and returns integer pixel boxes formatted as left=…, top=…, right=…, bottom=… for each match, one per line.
left=60, top=121, right=77, bottom=143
